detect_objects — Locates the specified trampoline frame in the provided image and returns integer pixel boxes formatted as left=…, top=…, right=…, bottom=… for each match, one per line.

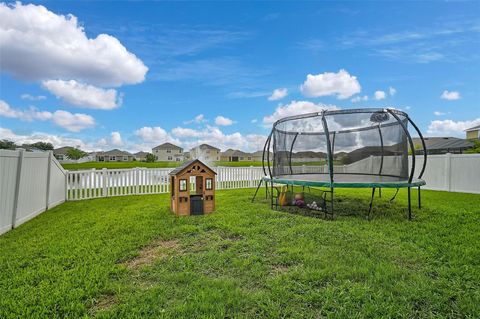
left=252, top=108, right=427, bottom=220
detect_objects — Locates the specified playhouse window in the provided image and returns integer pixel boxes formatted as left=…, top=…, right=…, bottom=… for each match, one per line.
left=206, top=178, right=213, bottom=190
left=179, top=179, right=187, bottom=191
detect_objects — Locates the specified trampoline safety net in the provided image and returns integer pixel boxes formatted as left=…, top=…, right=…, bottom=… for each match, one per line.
left=264, top=108, right=427, bottom=186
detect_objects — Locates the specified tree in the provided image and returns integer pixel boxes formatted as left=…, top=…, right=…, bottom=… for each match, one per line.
left=465, top=140, right=480, bottom=154
left=29, top=141, right=54, bottom=151
left=66, top=148, right=87, bottom=160
left=145, top=153, right=157, bottom=162
left=0, top=139, right=17, bottom=150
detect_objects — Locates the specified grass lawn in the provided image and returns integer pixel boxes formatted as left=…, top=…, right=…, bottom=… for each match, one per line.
left=1, top=188, right=479, bottom=318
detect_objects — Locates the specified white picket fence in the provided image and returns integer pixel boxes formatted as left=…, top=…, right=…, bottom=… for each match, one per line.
left=66, top=166, right=265, bottom=200
left=0, top=150, right=66, bottom=235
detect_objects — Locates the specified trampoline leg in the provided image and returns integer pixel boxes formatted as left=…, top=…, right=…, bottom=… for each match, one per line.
left=368, top=187, right=376, bottom=219
left=408, top=187, right=412, bottom=220
left=378, top=187, right=382, bottom=198
left=329, top=187, right=334, bottom=219
left=270, top=181, right=274, bottom=210
left=265, top=182, right=269, bottom=199
left=251, top=179, right=263, bottom=202
left=418, top=186, right=421, bottom=209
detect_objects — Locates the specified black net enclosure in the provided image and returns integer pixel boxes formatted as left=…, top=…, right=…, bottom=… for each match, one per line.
left=253, top=108, right=427, bottom=220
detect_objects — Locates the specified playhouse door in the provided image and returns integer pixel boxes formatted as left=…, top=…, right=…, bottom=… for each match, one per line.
left=190, top=195, right=204, bottom=215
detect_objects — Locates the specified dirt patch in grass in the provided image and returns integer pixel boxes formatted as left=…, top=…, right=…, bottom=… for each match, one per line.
left=125, top=239, right=180, bottom=270
left=270, top=264, right=291, bottom=275
left=90, top=294, right=117, bottom=314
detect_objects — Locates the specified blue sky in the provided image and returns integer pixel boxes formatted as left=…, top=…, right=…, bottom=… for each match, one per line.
left=1, top=1, right=479, bottom=152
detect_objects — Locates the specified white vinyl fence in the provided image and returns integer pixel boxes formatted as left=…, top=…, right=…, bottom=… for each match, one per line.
left=66, top=166, right=265, bottom=200
left=411, top=153, right=480, bottom=194
left=0, top=150, right=66, bottom=235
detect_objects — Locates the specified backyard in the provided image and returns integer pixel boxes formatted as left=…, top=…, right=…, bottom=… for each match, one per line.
left=0, top=188, right=479, bottom=318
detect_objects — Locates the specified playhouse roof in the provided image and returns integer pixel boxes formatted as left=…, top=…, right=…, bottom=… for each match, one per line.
left=169, top=159, right=216, bottom=176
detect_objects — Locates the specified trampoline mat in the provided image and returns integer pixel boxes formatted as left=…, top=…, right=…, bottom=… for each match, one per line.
left=263, top=174, right=426, bottom=188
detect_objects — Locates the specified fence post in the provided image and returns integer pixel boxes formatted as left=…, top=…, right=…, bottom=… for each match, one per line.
left=12, top=149, right=25, bottom=229
left=102, top=168, right=108, bottom=197
left=302, top=165, right=306, bottom=174
left=250, top=166, right=253, bottom=187
left=445, top=153, right=452, bottom=191
left=45, top=151, right=52, bottom=210
left=65, top=170, right=69, bottom=201
left=135, top=168, right=139, bottom=195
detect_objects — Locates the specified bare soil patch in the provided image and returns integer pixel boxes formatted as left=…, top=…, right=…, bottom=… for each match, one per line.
left=125, top=239, right=180, bottom=270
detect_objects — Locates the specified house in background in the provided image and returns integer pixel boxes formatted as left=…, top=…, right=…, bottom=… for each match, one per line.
left=190, top=144, right=220, bottom=162
left=465, top=125, right=480, bottom=140
left=412, top=137, right=474, bottom=154
left=134, top=151, right=149, bottom=161
left=152, top=143, right=184, bottom=162
left=182, top=151, right=191, bottom=161
left=95, top=149, right=134, bottom=162
left=53, top=146, right=73, bottom=161
left=220, top=149, right=252, bottom=162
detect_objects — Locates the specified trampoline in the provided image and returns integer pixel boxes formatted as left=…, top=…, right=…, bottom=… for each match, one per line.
left=252, top=108, right=427, bottom=219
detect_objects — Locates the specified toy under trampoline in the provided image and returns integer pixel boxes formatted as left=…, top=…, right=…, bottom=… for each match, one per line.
left=253, top=108, right=428, bottom=219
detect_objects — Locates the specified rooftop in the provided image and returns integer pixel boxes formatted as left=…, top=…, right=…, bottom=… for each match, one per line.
left=153, top=143, right=182, bottom=150
left=465, top=125, right=480, bottom=132
left=413, top=137, right=474, bottom=151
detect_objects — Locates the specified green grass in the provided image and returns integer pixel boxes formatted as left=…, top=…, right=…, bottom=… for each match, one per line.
left=1, top=188, right=479, bottom=318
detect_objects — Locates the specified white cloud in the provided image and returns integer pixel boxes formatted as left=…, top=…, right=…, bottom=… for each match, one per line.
left=251, top=118, right=258, bottom=123
left=374, top=90, right=386, bottom=100
left=215, top=115, right=234, bottom=126
left=263, top=100, right=339, bottom=125
left=440, top=90, right=460, bottom=100
left=0, top=100, right=95, bottom=132
left=172, top=127, right=203, bottom=138
left=42, top=80, right=121, bottom=110
left=50, top=110, right=95, bottom=132
left=0, top=127, right=89, bottom=149
left=434, top=111, right=446, bottom=116
left=268, top=88, right=288, bottom=101
left=110, top=131, right=123, bottom=146
left=0, top=100, right=51, bottom=121
left=21, top=94, right=46, bottom=101
left=389, top=87, right=396, bottom=96
left=134, top=126, right=171, bottom=142
left=350, top=95, right=369, bottom=103
left=300, top=69, right=361, bottom=99
left=184, top=114, right=206, bottom=124
left=0, top=2, right=148, bottom=86
left=427, top=118, right=480, bottom=136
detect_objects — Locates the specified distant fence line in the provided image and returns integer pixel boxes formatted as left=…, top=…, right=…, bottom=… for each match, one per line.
left=66, top=166, right=265, bottom=200
left=1, top=150, right=479, bottom=235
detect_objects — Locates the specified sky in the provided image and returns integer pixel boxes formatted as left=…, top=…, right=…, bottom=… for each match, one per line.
left=0, top=1, right=479, bottom=153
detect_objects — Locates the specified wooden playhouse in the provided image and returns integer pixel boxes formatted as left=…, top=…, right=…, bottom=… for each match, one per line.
left=169, top=159, right=216, bottom=215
